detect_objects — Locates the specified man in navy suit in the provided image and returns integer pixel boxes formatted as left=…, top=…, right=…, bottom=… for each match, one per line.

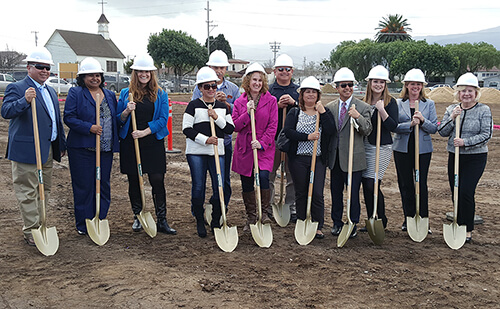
left=1, top=47, right=66, bottom=246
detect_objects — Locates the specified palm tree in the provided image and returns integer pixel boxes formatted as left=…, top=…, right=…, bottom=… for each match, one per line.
left=375, top=14, right=412, bottom=43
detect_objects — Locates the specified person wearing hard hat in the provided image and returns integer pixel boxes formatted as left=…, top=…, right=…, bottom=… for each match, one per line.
left=359, top=65, right=399, bottom=231
left=282, top=76, right=336, bottom=239
left=394, top=68, right=438, bottom=233
left=117, top=54, right=176, bottom=235
left=191, top=50, right=240, bottom=212
left=438, top=72, right=492, bottom=243
left=232, top=63, right=278, bottom=232
left=64, top=57, right=119, bottom=235
left=325, top=67, right=372, bottom=239
left=269, top=54, right=299, bottom=222
left=1, top=47, right=67, bottom=246
left=183, top=67, right=235, bottom=237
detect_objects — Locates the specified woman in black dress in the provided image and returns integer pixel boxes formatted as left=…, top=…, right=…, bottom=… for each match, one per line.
left=117, top=54, right=176, bottom=234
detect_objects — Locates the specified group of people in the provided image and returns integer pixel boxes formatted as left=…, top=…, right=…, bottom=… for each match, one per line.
left=1, top=47, right=492, bottom=248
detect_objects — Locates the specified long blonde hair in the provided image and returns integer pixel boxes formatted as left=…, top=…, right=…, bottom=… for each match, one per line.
left=129, top=70, right=160, bottom=103
left=363, top=80, right=393, bottom=106
left=399, top=82, right=428, bottom=101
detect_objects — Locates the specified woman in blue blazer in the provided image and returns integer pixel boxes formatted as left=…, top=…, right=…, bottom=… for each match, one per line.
left=116, top=54, right=176, bottom=235
left=63, top=57, right=119, bottom=235
left=393, top=69, right=437, bottom=232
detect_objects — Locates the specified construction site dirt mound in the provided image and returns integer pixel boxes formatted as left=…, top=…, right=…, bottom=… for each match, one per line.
left=428, top=87, right=455, bottom=103
left=479, top=87, right=500, bottom=104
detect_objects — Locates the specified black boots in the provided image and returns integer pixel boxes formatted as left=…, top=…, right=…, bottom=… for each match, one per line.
left=192, top=198, right=207, bottom=238
left=129, top=191, right=143, bottom=232
left=132, top=215, right=142, bottom=232
left=153, top=192, right=177, bottom=235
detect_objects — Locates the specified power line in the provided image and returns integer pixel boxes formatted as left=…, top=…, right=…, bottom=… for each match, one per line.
left=269, top=41, right=280, bottom=65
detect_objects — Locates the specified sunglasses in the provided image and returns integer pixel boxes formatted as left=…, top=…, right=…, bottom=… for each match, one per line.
left=32, top=64, right=51, bottom=71
left=202, top=83, right=217, bottom=90
left=277, top=67, right=292, bottom=72
left=339, top=82, right=354, bottom=88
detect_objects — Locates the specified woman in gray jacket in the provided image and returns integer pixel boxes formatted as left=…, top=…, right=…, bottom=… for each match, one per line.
left=393, top=69, right=438, bottom=232
left=438, top=73, right=492, bottom=243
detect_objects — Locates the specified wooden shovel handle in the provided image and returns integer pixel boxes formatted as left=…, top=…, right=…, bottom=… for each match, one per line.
left=414, top=100, right=420, bottom=197
left=249, top=107, right=262, bottom=219
left=31, top=98, right=45, bottom=203
left=453, top=114, right=460, bottom=220
left=95, top=93, right=101, bottom=195
left=129, top=94, right=147, bottom=206
left=208, top=105, right=226, bottom=216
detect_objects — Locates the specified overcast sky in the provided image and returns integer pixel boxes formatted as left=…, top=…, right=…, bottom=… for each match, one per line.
left=2, top=0, right=500, bottom=63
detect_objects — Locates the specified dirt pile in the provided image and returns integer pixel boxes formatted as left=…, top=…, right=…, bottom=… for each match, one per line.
left=428, top=87, right=455, bottom=103
left=479, top=88, right=500, bottom=104
left=321, top=83, right=337, bottom=93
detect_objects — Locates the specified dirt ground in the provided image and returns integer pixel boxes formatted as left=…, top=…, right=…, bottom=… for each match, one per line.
left=0, top=93, right=499, bottom=308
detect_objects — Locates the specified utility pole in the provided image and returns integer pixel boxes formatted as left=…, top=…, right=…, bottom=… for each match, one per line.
left=303, top=56, right=306, bottom=75
left=269, top=41, right=281, bottom=65
left=31, top=31, right=39, bottom=46
left=205, top=1, right=217, bottom=55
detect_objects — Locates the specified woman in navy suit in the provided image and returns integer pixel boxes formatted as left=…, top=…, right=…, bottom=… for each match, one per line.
left=64, top=57, right=119, bottom=235
left=393, top=69, right=437, bottom=232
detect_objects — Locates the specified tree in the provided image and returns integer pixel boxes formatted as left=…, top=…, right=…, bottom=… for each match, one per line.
left=123, top=59, right=133, bottom=74
left=148, top=29, right=207, bottom=91
left=205, top=34, right=233, bottom=59
left=445, top=42, right=500, bottom=80
left=375, top=14, right=412, bottom=43
left=0, top=50, right=26, bottom=71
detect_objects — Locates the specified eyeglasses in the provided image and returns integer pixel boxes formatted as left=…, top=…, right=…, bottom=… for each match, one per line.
left=339, top=82, right=354, bottom=88
left=31, top=64, right=51, bottom=71
left=277, top=67, right=292, bottom=72
left=202, top=83, right=217, bottom=90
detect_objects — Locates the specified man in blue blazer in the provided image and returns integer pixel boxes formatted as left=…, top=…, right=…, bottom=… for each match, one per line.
left=1, top=47, right=66, bottom=246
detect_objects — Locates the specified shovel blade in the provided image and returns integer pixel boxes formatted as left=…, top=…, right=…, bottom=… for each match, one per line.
left=406, top=215, right=429, bottom=242
left=294, top=219, right=318, bottom=246
left=272, top=203, right=290, bottom=227
left=443, top=223, right=467, bottom=250
left=86, top=217, right=110, bottom=246
left=32, top=226, right=59, bottom=256
left=214, top=224, right=239, bottom=252
left=137, top=211, right=157, bottom=238
left=365, top=218, right=385, bottom=245
left=337, top=223, right=354, bottom=248
left=250, top=222, right=273, bottom=248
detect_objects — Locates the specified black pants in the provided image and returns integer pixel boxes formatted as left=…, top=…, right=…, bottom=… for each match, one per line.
left=447, top=152, right=487, bottom=232
left=393, top=150, right=432, bottom=220
left=127, top=173, right=165, bottom=217
left=361, top=177, right=387, bottom=228
left=289, top=155, right=326, bottom=230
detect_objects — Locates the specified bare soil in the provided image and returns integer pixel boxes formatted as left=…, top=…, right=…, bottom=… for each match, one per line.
left=0, top=94, right=499, bottom=308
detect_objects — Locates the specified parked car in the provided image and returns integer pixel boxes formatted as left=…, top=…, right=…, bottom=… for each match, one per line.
left=179, top=79, right=195, bottom=93
left=104, top=74, right=130, bottom=92
left=159, top=79, right=173, bottom=92
left=45, top=78, right=73, bottom=94
left=0, top=73, right=16, bottom=92
left=429, top=84, right=452, bottom=90
left=12, top=71, right=28, bottom=81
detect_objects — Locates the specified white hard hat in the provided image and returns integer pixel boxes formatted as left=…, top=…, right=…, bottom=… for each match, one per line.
left=131, top=54, right=157, bottom=71
left=273, top=54, right=294, bottom=68
left=298, top=76, right=321, bottom=92
left=365, top=65, right=391, bottom=82
left=402, top=68, right=427, bottom=85
left=24, top=47, right=54, bottom=65
left=195, top=66, right=219, bottom=85
left=206, top=50, right=230, bottom=67
left=77, top=57, right=104, bottom=75
left=244, top=62, right=266, bottom=77
left=333, top=67, right=356, bottom=83
left=455, top=72, right=479, bottom=88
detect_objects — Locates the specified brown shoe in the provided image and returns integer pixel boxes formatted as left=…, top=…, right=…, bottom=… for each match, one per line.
left=24, top=235, right=35, bottom=246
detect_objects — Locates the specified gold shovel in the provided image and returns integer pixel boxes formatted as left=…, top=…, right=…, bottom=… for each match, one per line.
left=407, top=100, right=429, bottom=242
left=294, top=112, right=320, bottom=245
left=272, top=108, right=291, bottom=227
left=443, top=113, right=466, bottom=249
left=249, top=106, right=273, bottom=248
left=86, top=93, right=111, bottom=246
left=30, top=98, right=59, bottom=256
left=208, top=105, right=238, bottom=252
left=129, top=94, right=157, bottom=238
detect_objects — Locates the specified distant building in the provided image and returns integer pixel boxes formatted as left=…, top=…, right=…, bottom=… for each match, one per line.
left=474, top=66, right=499, bottom=85
left=45, top=13, right=125, bottom=78
left=227, top=59, right=249, bottom=78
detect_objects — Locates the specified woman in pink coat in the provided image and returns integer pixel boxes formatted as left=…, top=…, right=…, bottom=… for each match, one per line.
left=232, top=63, right=278, bottom=231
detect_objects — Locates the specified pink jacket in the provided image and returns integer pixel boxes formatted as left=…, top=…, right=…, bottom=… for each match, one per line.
left=232, top=91, right=278, bottom=177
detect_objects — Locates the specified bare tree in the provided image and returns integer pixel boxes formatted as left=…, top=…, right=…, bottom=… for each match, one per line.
left=0, top=48, right=26, bottom=71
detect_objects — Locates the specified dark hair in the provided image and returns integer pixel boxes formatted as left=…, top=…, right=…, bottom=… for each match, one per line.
left=298, top=88, right=321, bottom=111
left=76, top=73, right=105, bottom=88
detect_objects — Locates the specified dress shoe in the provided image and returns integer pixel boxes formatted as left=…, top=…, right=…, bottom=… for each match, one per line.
left=132, top=216, right=142, bottom=232
left=359, top=226, right=368, bottom=232
left=401, top=222, right=407, bottom=232
left=466, top=236, right=472, bottom=243
left=331, top=225, right=342, bottom=236
left=77, top=230, right=87, bottom=235
left=315, top=231, right=325, bottom=239
left=24, top=235, right=36, bottom=246
left=428, top=228, right=432, bottom=235
left=349, top=225, right=358, bottom=239
left=157, top=219, right=177, bottom=235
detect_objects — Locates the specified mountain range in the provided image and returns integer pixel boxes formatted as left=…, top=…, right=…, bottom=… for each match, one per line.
left=233, top=26, right=500, bottom=68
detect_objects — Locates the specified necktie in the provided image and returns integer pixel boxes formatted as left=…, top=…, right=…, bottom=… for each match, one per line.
left=338, top=102, right=347, bottom=130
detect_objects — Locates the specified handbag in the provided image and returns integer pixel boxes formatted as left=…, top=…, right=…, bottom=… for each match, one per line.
left=276, top=129, right=291, bottom=152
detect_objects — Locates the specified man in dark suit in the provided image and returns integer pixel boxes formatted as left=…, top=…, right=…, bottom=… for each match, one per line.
left=1, top=47, right=66, bottom=246
left=325, top=67, right=372, bottom=238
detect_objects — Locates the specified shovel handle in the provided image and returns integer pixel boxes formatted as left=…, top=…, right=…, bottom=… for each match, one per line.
left=453, top=113, right=460, bottom=222
left=30, top=97, right=46, bottom=224
left=372, top=112, right=382, bottom=219
left=208, top=105, right=227, bottom=223
left=346, top=118, right=355, bottom=223
left=306, top=112, right=320, bottom=219
left=129, top=94, right=147, bottom=207
left=95, top=93, right=102, bottom=217
left=249, top=107, right=262, bottom=220
left=279, top=108, right=286, bottom=200
left=414, top=100, right=420, bottom=211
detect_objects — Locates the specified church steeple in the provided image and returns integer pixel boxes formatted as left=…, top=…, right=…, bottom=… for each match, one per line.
left=97, top=1, right=109, bottom=39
